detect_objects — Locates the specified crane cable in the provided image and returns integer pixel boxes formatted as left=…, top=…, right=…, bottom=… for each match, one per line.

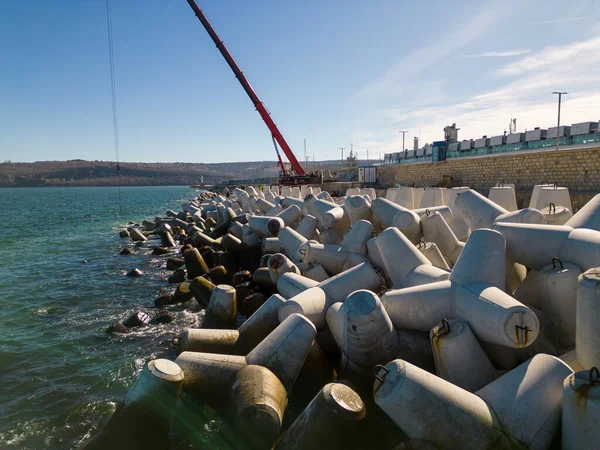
left=106, top=0, right=122, bottom=214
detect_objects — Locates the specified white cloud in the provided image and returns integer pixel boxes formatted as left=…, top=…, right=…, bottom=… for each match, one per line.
left=527, top=17, right=584, bottom=25
left=462, top=50, right=531, bottom=59
left=350, top=3, right=505, bottom=108
left=498, top=35, right=600, bottom=76
left=350, top=33, right=600, bottom=156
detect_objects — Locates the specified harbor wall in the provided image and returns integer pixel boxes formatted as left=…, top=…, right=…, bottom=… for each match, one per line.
left=375, top=146, right=600, bottom=211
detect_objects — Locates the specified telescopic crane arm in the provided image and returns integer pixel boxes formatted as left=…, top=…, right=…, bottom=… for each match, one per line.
left=186, top=0, right=306, bottom=176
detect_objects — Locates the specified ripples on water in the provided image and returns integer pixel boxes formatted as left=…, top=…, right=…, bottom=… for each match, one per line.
left=0, top=186, right=222, bottom=449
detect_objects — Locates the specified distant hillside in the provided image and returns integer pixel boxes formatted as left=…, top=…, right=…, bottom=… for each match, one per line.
left=0, top=159, right=373, bottom=187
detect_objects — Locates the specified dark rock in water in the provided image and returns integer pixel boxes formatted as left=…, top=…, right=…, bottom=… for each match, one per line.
left=119, top=230, right=129, bottom=238
left=152, top=246, right=170, bottom=256
left=153, top=310, right=174, bottom=324
left=134, top=241, right=144, bottom=248
left=241, top=292, right=266, bottom=318
left=122, top=311, right=151, bottom=328
left=127, top=268, right=143, bottom=277
left=128, top=221, right=138, bottom=225
left=233, top=270, right=252, bottom=287
left=166, top=257, right=185, bottom=271
left=155, top=293, right=174, bottom=307
left=120, top=248, right=132, bottom=256
left=168, top=269, right=186, bottom=284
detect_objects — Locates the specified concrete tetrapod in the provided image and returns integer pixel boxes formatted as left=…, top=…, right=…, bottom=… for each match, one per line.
left=175, top=351, right=247, bottom=407
left=256, top=198, right=275, bottom=214
left=493, top=223, right=600, bottom=271
left=430, top=318, right=496, bottom=392
left=541, top=203, right=572, bottom=225
left=278, top=286, right=329, bottom=330
left=320, top=205, right=351, bottom=232
left=318, top=227, right=342, bottom=245
left=303, top=263, right=329, bottom=282
left=276, top=273, right=319, bottom=299
left=176, top=294, right=285, bottom=355
left=275, top=204, right=302, bottom=227
left=488, top=186, right=518, bottom=212
left=382, top=229, right=540, bottom=348
left=265, top=204, right=284, bottom=217
left=267, top=253, right=301, bottom=284
left=455, top=189, right=508, bottom=229
left=275, top=383, right=366, bottom=450
left=204, top=284, right=237, bottom=329
left=262, top=236, right=281, bottom=254
left=475, top=354, right=573, bottom=450
left=419, top=187, right=446, bottom=208
left=420, top=210, right=464, bottom=267
left=246, top=313, right=317, bottom=392
left=562, top=367, right=600, bottom=450
left=278, top=227, right=308, bottom=263
left=248, top=216, right=285, bottom=237
left=295, top=214, right=318, bottom=241
left=229, top=365, right=288, bottom=450
left=417, top=241, right=449, bottom=269
left=183, top=248, right=208, bottom=280
left=533, top=186, right=573, bottom=212
left=394, top=186, right=419, bottom=209
left=391, top=208, right=423, bottom=244
left=367, top=227, right=450, bottom=289
left=539, top=259, right=581, bottom=351
left=82, top=359, right=184, bottom=450
left=334, top=290, right=398, bottom=376
left=564, top=193, right=600, bottom=230
left=344, top=195, right=373, bottom=225
left=299, top=241, right=366, bottom=275
left=373, top=359, right=518, bottom=449
left=371, top=197, right=412, bottom=229
left=318, top=262, right=383, bottom=305
left=128, top=227, right=148, bottom=242
left=576, top=268, right=600, bottom=369
left=339, top=219, right=373, bottom=256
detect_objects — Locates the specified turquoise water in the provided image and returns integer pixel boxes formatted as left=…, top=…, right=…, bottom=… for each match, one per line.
left=0, top=186, right=217, bottom=449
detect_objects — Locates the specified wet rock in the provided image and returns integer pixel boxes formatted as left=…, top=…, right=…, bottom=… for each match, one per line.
left=120, top=248, right=132, bottom=256
left=119, top=230, right=130, bottom=238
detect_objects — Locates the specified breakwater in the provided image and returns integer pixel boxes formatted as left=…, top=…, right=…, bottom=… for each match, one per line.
left=81, top=183, right=600, bottom=450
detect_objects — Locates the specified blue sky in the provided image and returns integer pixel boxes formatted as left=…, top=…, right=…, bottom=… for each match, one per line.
left=1, top=0, right=599, bottom=163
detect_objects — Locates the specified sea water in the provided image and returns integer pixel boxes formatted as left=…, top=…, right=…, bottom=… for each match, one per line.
left=0, top=186, right=239, bottom=450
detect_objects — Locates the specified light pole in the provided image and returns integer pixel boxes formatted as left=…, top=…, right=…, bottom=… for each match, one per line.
left=552, top=92, right=568, bottom=151
left=399, top=130, right=408, bottom=152
left=339, top=147, right=345, bottom=163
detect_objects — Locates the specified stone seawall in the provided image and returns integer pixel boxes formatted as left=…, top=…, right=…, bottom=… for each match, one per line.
left=376, top=146, right=600, bottom=211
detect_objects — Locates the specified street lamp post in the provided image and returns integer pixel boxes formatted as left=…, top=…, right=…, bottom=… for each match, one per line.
left=398, top=131, right=408, bottom=152
left=552, top=92, right=568, bottom=151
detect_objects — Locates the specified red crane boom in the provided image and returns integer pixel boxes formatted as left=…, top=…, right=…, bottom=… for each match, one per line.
left=186, top=0, right=306, bottom=176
